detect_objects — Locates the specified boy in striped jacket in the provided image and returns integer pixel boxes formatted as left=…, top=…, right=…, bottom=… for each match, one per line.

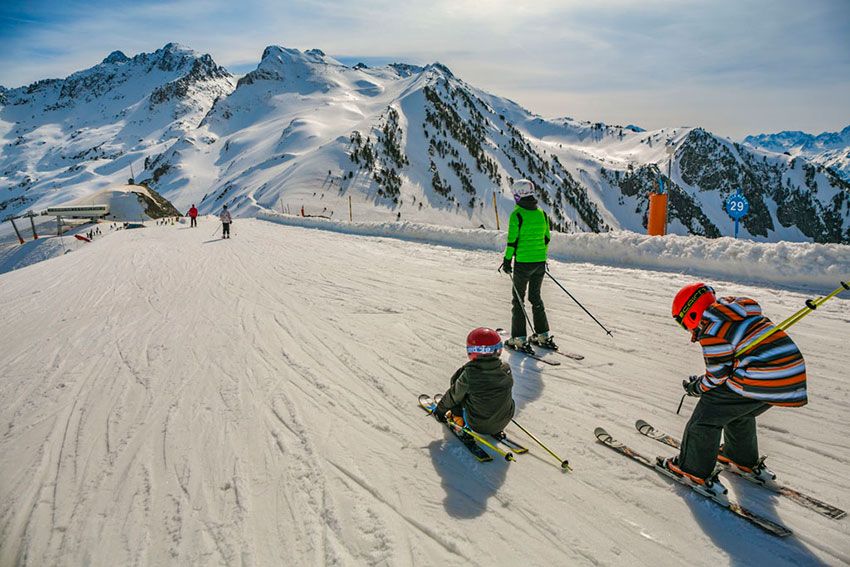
left=663, top=283, right=807, bottom=489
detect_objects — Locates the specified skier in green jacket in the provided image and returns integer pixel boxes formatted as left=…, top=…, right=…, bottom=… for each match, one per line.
left=501, top=179, right=556, bottom=351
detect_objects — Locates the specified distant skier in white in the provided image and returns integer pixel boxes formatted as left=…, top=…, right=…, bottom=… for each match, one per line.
left=220, top=205, right=232, bottom=239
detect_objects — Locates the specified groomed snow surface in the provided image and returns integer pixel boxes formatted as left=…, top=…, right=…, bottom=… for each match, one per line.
left=1, top=218, right=848, bottom=566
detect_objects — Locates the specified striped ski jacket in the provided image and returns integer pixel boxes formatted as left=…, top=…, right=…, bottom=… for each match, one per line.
left=694, top=297, right=807, bottom=407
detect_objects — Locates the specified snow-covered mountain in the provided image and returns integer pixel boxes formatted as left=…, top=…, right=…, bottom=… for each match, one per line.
left=0, top=43, right=234, bottom=214
left=3, top=44, right=850, bottom=244
left=744, top=126, right=850, bottom=185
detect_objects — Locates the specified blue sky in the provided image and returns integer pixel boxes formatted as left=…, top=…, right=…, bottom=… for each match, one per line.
left=1, top=0, right=848, bottom=139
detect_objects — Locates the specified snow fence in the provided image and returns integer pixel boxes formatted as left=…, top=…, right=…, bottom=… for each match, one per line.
left=257, top=212, right=850, bottom=291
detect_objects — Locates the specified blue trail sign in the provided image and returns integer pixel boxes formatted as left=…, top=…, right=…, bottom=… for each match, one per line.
left=726, top=191, right=749, bottom=238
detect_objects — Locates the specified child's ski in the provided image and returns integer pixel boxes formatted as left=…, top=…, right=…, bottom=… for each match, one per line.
left=634, top=419, right=846, bottom=520
left=419, top=394, right=492, bottom=462
left=595, top=426, right=792, bottom=537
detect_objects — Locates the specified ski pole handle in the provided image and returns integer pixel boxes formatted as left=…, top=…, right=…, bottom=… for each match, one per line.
left=735, top=280, right=850, bottom=357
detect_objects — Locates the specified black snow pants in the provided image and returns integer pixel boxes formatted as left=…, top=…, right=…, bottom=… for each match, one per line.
left=679, top=385, right=771, bottom=479
left=190, top=217, right=197, bottom=227
left=510, top=261, right=549, bottom=339
left=222, top=223, right=230, bottom=238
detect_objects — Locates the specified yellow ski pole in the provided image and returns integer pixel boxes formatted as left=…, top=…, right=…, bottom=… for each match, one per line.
left=511, top=419, right=571, bottom=470
left=444, top=420, right=514, bottom=462
left=736, top=281, right=849, bottom=357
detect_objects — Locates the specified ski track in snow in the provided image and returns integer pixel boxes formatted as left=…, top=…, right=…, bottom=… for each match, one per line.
left=0, top=218, right=848, bottom=566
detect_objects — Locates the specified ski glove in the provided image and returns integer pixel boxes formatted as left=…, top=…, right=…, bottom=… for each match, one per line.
left=682, top=375, right=704, bottom=397
left=501, top=258, right=513, bottom=274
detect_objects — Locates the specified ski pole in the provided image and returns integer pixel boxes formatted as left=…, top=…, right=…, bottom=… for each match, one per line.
left=502, top=271, right=537, bottom=335
left=444, top=419, right=515, bottom=462
left=735, top=281, right=849, bottom=357
left=545, top=268, right=613, bottom=337
left=511, top=418, right=571, bottom=470
left=210, top=223, right=221, bottom=238
left=676, top=393, right=687, bottom=415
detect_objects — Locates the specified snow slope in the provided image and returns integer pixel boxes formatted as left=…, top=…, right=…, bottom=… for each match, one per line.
left=1, top=219, right=848, bottom=565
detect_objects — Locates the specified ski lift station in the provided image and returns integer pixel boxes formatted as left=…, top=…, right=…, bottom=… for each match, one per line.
left=2, top=185, right=180, bottom=244
left=43, top=204, right=110, bottom=218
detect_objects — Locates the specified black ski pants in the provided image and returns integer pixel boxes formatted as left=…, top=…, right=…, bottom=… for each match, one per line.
left=510, top=261, right=549, bottom=339
left=222, top=222, right=230, bottom=238
left=679, top=386, right=771, bottom=479
left=190, top=217, right=197, bottom=227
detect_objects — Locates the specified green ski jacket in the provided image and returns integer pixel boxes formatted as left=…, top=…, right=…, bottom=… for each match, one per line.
left=504, top=202, right=550, bottom=263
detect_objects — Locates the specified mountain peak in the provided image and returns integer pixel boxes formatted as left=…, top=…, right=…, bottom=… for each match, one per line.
left=161, top=42, right=192, bottom=54
left=234, top=45, right=345, bottom=89
left=102, top=50, right=129, bottom=65
left=258, top=45, right=339, bottom=67
left=425, top=62, right=455, bottom=78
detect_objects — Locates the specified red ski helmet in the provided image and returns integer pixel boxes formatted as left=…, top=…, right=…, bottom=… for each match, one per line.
left=672, top=283, right=716, bottom=330
left=466, top=327, right=503, bottom=360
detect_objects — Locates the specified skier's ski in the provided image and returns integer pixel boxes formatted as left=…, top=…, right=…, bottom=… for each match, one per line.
left=495, top=328, right=574, bottom=363
left=504, top=344, right=561, bottom=366
left=635, top=419, right=847, bottom=520
left=492, top=432, right=529, bottom=454
left=595, top=427, right=793, bottom=537
left=494, top=329, right=559, bottom=365
left=419, top=394, right=492, bottom=462
left=533, top=345, right=584, bottom=361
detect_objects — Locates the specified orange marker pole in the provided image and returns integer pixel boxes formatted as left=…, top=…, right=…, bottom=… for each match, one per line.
left=647, top=192, right=668, bottom=236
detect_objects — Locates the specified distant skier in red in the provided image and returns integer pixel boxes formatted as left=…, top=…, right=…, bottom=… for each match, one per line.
left=661, top=283, right=807, bottom=496
left=188, top=204, right=198, bottom=227
left=220, top=205, right=232, bottom=239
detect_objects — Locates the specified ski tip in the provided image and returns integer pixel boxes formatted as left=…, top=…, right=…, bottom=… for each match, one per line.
left=418, top=394, right=435, bottom=412
left=635, top=419, right=652, bottom=434
left=594, top=427, right=611, bottom=442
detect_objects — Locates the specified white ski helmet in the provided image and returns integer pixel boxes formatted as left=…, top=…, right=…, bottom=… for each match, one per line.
left=511, top=179, right=535, bottom=203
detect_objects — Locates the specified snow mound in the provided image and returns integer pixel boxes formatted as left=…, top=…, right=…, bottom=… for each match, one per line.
left=258, top=212, right=850, bottom=290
